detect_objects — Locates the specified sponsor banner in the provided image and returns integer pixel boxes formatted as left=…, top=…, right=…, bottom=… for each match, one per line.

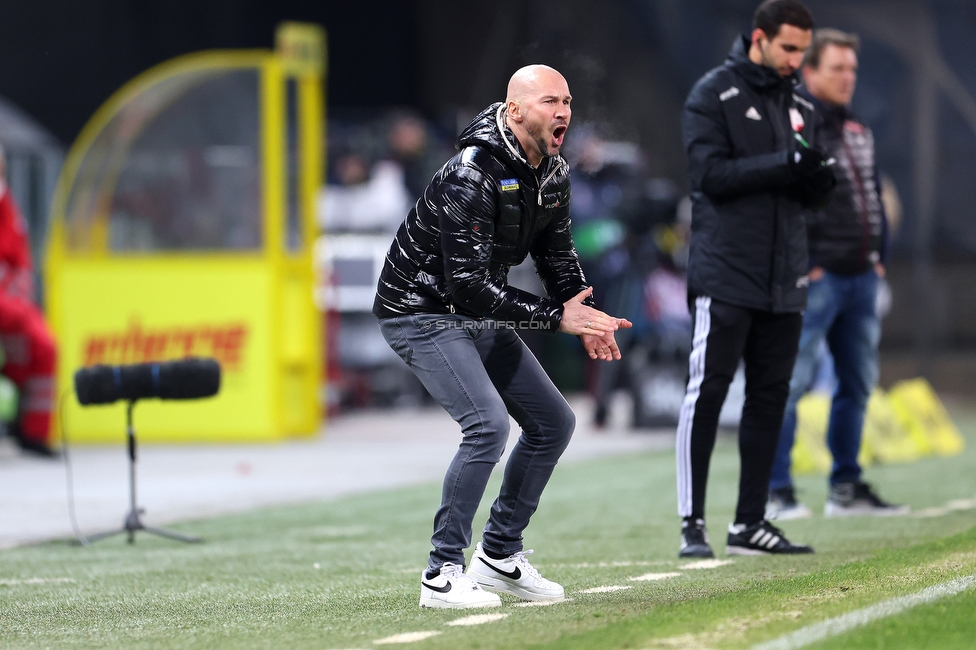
left=82, top=320, right=249, bottom=371
left=53, top=257, right=281, bottom=442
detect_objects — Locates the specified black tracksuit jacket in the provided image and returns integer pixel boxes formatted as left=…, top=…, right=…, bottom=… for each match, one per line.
left=372, top=103, right=590, bottom=329
left=682, top=36, right=832, bottom=314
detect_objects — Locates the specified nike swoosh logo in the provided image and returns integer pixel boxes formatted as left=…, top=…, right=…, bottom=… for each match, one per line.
left=421, top=580, right=452, bottom=594
left=479, top=558, right=521, bottom=580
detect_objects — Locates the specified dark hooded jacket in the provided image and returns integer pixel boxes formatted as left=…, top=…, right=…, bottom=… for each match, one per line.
left=682, top=36, right=832, bottom=313
left=804, top=93, right=888, bottom=275
left=372, top=103, right=589, bottom=330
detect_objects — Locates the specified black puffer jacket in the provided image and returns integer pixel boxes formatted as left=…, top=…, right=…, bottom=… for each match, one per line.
left=806, top=96, right=887, bottom=275
left=372, top=103, right=589, bottom=330
left=683, top=36, right=829, bottom=313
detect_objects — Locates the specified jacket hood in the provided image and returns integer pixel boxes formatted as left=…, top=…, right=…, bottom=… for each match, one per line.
left=457, top=102, right=532, bottom=168
left=457, top=103, right=565, bottom=179
left=725, top=34, right=798, bottom=92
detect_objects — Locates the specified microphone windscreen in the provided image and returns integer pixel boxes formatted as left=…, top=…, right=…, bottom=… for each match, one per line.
left=119, top=363, right=159, bottom=402
left=75, top=365, right=122, bottom=405
left=158, top=358, right=221, bottom=399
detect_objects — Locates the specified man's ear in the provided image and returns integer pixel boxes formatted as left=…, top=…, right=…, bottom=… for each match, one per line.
left=750, top=27, right=768, bottom=49
left=507, top=100, right=522, bottom=125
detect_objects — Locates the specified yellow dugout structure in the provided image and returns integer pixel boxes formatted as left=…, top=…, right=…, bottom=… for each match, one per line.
left=45, top=24, right=325, bottom=443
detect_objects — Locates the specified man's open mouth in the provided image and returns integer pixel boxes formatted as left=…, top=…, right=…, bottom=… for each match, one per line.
left=552, top=125, right=567, bottom=146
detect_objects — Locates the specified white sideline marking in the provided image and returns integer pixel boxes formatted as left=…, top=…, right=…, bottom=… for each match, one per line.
left=913, top=495, right=976, bottom=518
left=751, top=574, right=976, bottom=650
left=679, top=559, right=734, bottom=570
left=511, top=598, right=573, bottom=607
left=444, top=613, right=508, bottom=626
left=373, top=631, right=441, bottom=644
left=550, top=561, right=666, bottom=569
left=628, top=572, right=682, bottom=582
left=0, top=577, right=76, bottom=585
left=580, top=585, right=632, bottom=593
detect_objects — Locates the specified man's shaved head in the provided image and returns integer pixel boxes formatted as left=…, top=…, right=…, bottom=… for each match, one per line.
left=506, top=65, right=567, bottom=104
left=503, top=65, right=572, bottom=167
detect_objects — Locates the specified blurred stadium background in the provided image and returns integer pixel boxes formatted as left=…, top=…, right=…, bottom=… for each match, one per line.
left=1, top=0, right=975, bottom=430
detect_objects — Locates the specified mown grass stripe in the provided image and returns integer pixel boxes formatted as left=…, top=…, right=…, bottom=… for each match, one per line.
left=752, top=574, right=976, bottom=650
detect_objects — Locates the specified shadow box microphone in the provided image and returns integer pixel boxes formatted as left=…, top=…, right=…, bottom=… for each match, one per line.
left=74, top=357, right=221, bottom=405
left=70, top=357, right=221, bottom=545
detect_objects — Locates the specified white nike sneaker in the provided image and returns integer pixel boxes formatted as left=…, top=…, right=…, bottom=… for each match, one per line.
left=419, top=562, right=502, bottom=609
left=466, top=542, right=564, bottom=601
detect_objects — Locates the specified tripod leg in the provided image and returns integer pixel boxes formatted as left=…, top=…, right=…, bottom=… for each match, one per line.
left=81, top=528, right=127, bottom=544
left=141, top=526, right=202, bottom=543
left=79, top=402, right=202, bottom=545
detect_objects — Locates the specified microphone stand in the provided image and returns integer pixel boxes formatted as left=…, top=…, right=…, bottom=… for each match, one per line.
left=84, top=400, right=201, bottom=544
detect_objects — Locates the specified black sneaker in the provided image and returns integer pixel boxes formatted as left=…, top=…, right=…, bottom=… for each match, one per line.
left=824, top=481, right=909, bottom=517
left=766, top=486, right=812, bottom=521
left=679, top=519, right=714, bottom=558
left=726, top=520, right=814, bottom=555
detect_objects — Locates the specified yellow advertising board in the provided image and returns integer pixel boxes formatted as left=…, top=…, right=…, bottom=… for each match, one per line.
left=55, top=257, right=276, bottom=442
left=46, top=24, right=325, bottom=443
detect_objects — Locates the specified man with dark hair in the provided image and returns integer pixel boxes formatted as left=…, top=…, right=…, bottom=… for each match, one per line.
left=375, top=65, right=632, bottom=608
left=766, top=29, right=908, bottom=520
left=675, top=0, right=833, bottom=558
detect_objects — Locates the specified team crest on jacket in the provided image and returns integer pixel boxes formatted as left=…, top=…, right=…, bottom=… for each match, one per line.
left=789, top=107, right=805, bottom=132
left=500, top=178, right=520, bottom=192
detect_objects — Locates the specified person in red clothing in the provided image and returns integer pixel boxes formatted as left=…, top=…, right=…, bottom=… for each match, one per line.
left=0, top=144, right=58, bottom=456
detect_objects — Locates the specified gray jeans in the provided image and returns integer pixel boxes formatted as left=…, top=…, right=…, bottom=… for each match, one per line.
left=379, top=314, right=575, bottom=570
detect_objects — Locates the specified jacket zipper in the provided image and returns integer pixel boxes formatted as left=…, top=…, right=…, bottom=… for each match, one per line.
left=537, top=163, right=561, bottom=206
left=512, top=161, right=563, bottom=259
left=840, top=134, right=872, bottom=270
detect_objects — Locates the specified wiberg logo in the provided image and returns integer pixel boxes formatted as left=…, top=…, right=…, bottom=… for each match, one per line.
left=500, top=178, right=520, bottom=192
left=83, top=320, right=249, bottom=372
left=745, top=106, right=762, bottom=121
left=719, top=86, right=740, bottom=101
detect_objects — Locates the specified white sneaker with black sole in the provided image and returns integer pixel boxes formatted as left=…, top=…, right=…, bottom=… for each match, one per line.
left=466, top=542, right=564, bottom=601
left=419, top=562, right=502, bottom=609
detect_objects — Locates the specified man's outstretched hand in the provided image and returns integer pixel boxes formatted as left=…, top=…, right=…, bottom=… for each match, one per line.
left=559, top=287, right=633, bottom=361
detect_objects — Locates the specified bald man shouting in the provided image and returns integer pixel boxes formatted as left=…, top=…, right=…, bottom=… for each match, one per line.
left=374, top=65, right=632, bottom=608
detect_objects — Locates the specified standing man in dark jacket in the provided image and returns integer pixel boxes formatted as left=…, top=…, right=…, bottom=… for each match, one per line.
left=675, top=0, right=833, bottom=558
left=374, top=65, right=632, bottom=608
left=766, top=29, right=908, bottom=520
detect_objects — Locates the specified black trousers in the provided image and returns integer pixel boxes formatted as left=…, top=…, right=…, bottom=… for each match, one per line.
left=675, top=296, right=802, bottom=525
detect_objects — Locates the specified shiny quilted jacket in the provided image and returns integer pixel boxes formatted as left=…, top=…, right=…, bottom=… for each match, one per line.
left=372, top=102, right=590, bottom=330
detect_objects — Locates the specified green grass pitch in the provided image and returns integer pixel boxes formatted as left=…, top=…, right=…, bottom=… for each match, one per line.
left=2, top=407, right=976, bottom=649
